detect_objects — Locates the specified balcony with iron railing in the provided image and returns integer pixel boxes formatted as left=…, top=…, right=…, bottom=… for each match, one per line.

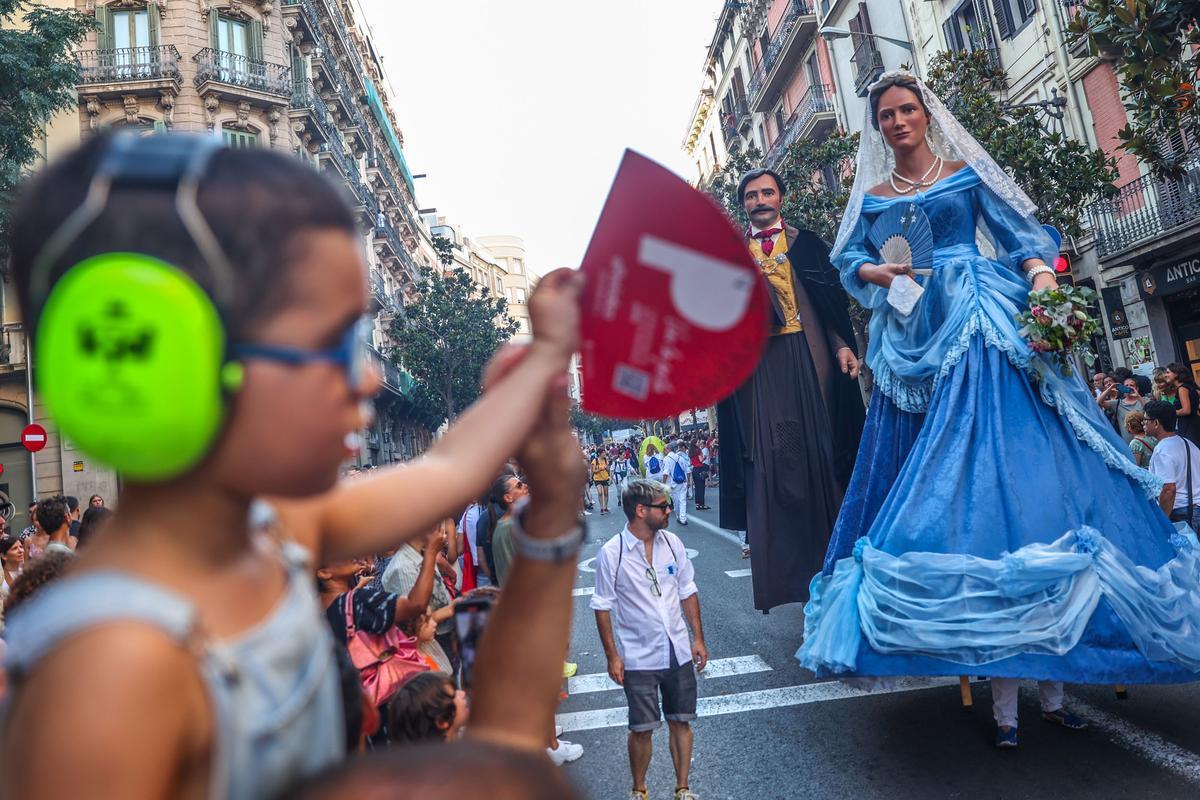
left=850, top=37, right=884, bottom=97
left=373, top=222, right=415, bottom=280
left=765, top=83, right=837, bottom=168
left=290, top=78, right=338, bottom=147
left=0, top=324, right=27, bottom=372
left=281, top=0, right=369, bottom=136
left=77, top=45, right=182, bottom=92
left=747, top=0, right=817, bottom=111
left=367, top=344, right=410, bottom=398
left=194, top=48, right=291, bottom=100
left=1087, top=157, right=1200, bottom=259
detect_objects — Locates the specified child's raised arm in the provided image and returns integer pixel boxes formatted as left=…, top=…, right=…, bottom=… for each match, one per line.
left=281, top=268, right=582, bottom=564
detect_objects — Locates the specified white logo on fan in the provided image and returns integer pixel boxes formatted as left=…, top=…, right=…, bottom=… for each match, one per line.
left=637, top=235, right=754, bottom=331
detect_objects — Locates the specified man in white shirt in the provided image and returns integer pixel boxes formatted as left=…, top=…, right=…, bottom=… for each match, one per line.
left=591, top=479, right=708, bottom=800
left=662, top=440, right=691, bottom=527
left=1145, top=400, right=1200, bottom=527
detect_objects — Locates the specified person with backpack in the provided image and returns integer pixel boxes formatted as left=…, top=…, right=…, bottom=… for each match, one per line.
left=663, top=441, right=692, bottom=527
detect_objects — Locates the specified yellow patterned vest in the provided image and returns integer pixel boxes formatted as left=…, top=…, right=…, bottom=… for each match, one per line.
left=748, top=231, right=803, bottom=336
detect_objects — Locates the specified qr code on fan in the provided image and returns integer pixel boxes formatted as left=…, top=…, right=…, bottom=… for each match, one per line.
left=613, top=364, right=650, bottom=400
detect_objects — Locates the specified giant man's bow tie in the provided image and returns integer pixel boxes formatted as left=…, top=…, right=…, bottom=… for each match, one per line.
left=751, top=227, right=782, bottom=256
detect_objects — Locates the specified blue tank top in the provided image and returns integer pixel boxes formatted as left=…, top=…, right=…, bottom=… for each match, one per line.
left=2, top=539, right=344, bottom=800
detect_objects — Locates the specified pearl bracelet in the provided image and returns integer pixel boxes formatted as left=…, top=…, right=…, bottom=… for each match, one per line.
left=1026, top=264, right=1055, bottom=284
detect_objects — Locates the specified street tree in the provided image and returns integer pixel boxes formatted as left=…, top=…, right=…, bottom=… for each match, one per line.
left=1070, top=0, right=1199, bottom=176
left=707, top=131, right=859, bottom=243
left=0, top=1, right=93, bottom=258
left=389, top=267, right=519, bottom=423
left=925, top=48, right=1118, bottom=239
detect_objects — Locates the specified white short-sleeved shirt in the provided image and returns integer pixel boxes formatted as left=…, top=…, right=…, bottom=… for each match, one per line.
left=590, top=526, right=698, bottom=671
left=1150, top=435, right=1200, bottom=510
left=664, top=451, right=691, bottom=486
left=459, top=504, right=482, bottom=561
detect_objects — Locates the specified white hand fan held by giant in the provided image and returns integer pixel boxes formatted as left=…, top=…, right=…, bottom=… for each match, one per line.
left=868, top=203, right=934, bottom=316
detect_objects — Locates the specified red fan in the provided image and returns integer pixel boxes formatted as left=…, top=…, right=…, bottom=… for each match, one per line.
left=579, top=150, right=769, bottom=419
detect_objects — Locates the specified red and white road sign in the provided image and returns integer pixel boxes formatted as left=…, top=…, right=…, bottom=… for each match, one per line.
left=22, top=424, right=47, bottom=453
left=579, top=150, right=769, bottom=419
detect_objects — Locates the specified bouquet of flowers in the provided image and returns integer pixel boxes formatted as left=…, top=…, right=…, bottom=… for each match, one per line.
left=1015, top=284, right=1101, bottom=376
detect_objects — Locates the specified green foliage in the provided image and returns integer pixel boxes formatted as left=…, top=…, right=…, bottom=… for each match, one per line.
left=431, top=234, right=455, bottom=268
left=569, top=403, right=638, bottom=444
left=925, top=49, right=1118, bottom=239
left=0, top=1, right=94, bottom=259
left=707, top=130, right=860, bottom=244
left=1070, top=0, right=1200, bottom=176
left=389, top=266, right=519, bottom=423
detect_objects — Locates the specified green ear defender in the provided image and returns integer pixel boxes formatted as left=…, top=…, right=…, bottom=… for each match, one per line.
left=29, top=133, right=240, bottom=481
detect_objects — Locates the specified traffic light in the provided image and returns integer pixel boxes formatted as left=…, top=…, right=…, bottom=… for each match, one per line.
left=1054, top=252, right=1074, bottom=286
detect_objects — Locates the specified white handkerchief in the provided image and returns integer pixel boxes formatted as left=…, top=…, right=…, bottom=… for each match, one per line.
left=887, top=274, right=924, bottom=316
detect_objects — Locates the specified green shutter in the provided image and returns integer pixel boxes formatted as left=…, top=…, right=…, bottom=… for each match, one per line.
left=153, top=120, right=167, bottom=134
left=147, top=4, right=159, bottom=47
left=96, top=5, right=113, bottom=50
left=249, top=20, right=264, bottom=61
left=210, top=12, right=220, bottom=49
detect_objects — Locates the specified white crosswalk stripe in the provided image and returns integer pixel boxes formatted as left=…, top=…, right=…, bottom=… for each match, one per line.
left=557, top=676, right=972, bottom=734
left=567, top=655, right=772, bottom=696
left=572, top=586, right=594, bottom=597
left=724, top=568, right=753, bottom=578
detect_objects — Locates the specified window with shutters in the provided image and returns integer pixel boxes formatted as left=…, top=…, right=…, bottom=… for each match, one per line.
left=211, top=13, right=265, bottom=86
left=943, top=0, right=1000, bottom=67
left=988, top=0, right=1034, bottom=41
left=95, top=4, right=161, bottom=78
left=222, top=128, right=259, bottom=149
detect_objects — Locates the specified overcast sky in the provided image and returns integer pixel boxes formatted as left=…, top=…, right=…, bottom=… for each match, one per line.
left=360, top=0, right=726, bottom=276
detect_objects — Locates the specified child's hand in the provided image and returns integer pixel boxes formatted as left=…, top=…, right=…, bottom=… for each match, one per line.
left=528, top=268, right=583, bottom=363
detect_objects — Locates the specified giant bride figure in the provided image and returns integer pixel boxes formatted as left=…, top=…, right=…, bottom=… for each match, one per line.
left=798, top=72, right=1200, bottom=744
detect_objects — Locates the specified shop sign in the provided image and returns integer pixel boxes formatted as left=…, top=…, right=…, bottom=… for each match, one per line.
left=1100, top=286, right=1132, bottom=339
left=1136, top=255, right=1200, bottom=300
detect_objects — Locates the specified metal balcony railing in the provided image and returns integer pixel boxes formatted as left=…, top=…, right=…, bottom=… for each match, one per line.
left=765, top=83, right=836, bottom=168
left=0, top=324, right=27, bottom=369
left=1087, top=157, right=1200, bottom=258
left=77, top=45, right=181, bottom=85
left=851, top=38, right=884, bottom=95
left=194, top=48, right=290, bottom=96
left=748, top=0, right=815, bottom=99
left=291, top=78, right=334, bottom=131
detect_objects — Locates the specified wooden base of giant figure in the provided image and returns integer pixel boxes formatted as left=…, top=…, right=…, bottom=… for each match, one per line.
left=717, top=171, right=865, bottom=612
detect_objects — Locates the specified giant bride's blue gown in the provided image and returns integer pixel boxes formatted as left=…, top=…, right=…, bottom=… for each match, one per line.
left=797, top=165, right=1200, bottom=684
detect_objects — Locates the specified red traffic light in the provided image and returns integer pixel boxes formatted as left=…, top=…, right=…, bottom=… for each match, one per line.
left=1054, top=254, right=1072, bottom=273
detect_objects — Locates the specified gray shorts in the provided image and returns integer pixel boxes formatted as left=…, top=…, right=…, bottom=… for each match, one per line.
left=622, top=652, right=697, bottom=732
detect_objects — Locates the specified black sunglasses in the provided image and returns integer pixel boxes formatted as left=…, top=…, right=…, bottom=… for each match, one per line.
left=641, top=500, right=673, bottom=511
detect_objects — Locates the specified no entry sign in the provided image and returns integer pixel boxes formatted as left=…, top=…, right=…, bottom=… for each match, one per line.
left=22, top=423, right=47, bottom=453
left=579, top=150, right=769, bottom=419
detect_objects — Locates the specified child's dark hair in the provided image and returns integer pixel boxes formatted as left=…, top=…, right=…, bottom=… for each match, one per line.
left=8, top=132, right=358, bottom=342
left=3, top=550, right=73, bottom=616
left=76, top=506, right=113, bottom=549
left=34, top=496, right=68, bottom=535
left=385, top=671, right=457, bottom=745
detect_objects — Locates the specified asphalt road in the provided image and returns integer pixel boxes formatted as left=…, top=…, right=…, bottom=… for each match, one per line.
left=555, top=484, right=1200, bottom=800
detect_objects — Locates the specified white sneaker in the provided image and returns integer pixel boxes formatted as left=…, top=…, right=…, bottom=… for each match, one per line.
left=546, top=740, right=584, bottom=765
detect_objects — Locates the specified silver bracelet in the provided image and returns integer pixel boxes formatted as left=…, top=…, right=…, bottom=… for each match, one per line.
left=1026, top=264, right=1055, bottom=284
left=512, top=505, right=588, bottom=563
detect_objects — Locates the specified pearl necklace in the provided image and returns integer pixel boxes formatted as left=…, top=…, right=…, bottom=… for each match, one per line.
left=890, top=156, right=943, bottom=195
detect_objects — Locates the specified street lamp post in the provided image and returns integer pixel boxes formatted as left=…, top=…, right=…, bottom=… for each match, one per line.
left=818, top=26, right=915, bottom=52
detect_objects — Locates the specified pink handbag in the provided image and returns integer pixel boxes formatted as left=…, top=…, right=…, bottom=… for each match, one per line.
left=342, top=589, right=429, bottom=706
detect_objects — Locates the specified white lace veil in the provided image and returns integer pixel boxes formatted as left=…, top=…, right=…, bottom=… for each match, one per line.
left=829, top=71, right=1039, bottom=260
